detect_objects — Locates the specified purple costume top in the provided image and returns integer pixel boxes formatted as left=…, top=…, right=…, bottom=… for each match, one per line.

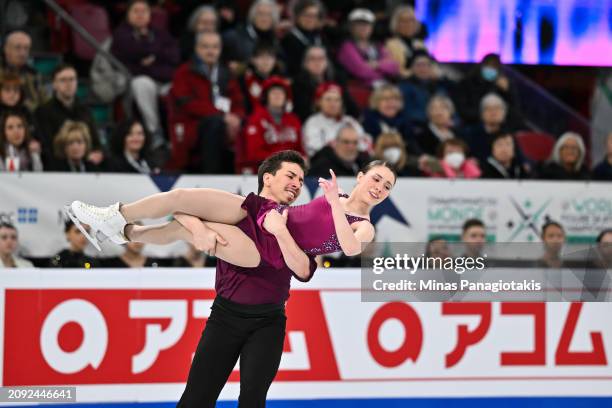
left=215, top=193, right=368, bottom=305
left=215, top=194, right=317, bottom=305
left=256, top=194, right=368, bottom=256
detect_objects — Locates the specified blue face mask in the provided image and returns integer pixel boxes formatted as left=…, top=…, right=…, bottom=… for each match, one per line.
left=481, top=66, right=498, bottom=82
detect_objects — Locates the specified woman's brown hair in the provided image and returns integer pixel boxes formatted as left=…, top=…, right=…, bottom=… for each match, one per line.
left=0, top=112, right=31, bottom=158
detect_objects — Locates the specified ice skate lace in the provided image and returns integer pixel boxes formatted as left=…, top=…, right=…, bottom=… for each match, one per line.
left=79, top=202, right=116, bottom=221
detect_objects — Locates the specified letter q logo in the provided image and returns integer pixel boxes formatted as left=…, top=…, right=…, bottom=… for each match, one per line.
left=40, top=299, right=108, bottom=374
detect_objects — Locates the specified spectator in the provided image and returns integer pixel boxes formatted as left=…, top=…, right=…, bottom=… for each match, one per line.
left=0, top=111, right=42, bottom=172
left=425, top=237, right=452, bottom=259
left=423, top=138, right=480, bottom=179
left=108, top=119, right=155, bottom=174
left=239, top=76, right=303, bottom=173
left=592, top=132, right=612, bottom=181
left=582, top=229, right=612, bottom=300
left=180, top=5, right=218, bottom=62
left=51, top=121, right=100, bottom=173
left=102, top=241, right=166, bottom=267
left=49, top=221, right=100, bottom=268
left=0, top=30, right=47, bottom=112
left=537, top=132, right=590, bottom=181
left=281, top=0, right=328, bottom=76
left=170, top=31, right=244, bottom=173
left=461, top=93, right=527, bottom=165
left=481, top=131, right=530, bottom=179
left=292, top=45, right=359, bottom=122
left=34, top=64, right=104, bottom=166
left=309, top=123, right=371, bottom=177
left=399, top=51, right=452, bottom=126
left=536, top=221, right=566, bottom=268
left=111, top=0, right=180, bottom=147
left=238, top=42, right=284, bottom=115
left=0, top=72, right=30, bottom=121
left=337, top=8, right=399, bottom=86
left=455, top=53, right=521, bottom=127
left=222, top=0, right=280, bottom=73
left=216, top=0, right=239, bottom=33
left=461, top=218, right=486, bottom=258
left=362, top=84, right=419, bottom=153
left=385, top=5, right=427, bottom=78
left=594, top=229, right=612, bottom=269
left=373, top=131, right=421, bottom=176
left=413, top=95, right=457, bottom=156
left=424, top=236, right=458, bottom=300
left=302, top=82, right=369, bottom=158
left=0, top=222, right=33, bottom=268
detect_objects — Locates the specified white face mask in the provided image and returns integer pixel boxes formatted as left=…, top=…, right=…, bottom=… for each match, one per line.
left=383, top=147, right=402, bottom=164
left=445, top=151, right=465, bottom=168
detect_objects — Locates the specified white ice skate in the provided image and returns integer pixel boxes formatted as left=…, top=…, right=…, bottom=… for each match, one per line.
left=67, top=201, right=129, bottom=249
left=64, top=205, right=105, bottom=251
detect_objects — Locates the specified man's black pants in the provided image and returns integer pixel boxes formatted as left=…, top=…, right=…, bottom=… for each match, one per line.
left=176, top=296, right=286, bottom=408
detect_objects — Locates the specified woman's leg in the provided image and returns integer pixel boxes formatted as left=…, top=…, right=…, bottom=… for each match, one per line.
left=70, top=189, right=249, bottom=247
left=127, top=220, right=261, bottom=268
left=120, top=188, right=247, bottom=225
left=201, top=222, right=261, bottom=268
left=126, top=220, right=193, bottom=245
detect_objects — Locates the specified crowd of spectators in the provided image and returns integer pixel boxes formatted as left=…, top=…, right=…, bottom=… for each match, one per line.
left=3, top=216, right=611, bottom=271
left=1, top=0, right=611, bottom=270
left=0, top=0, right=609, bottom=180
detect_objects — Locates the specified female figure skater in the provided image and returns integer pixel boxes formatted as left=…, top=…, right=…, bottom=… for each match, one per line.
left=68, top=157, right=395, bottom=265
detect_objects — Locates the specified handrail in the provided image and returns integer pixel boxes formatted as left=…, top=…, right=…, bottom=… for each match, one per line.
left=41, top=0, right=132, bottom=81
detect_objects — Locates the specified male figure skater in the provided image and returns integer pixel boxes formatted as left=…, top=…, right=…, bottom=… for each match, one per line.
left=175, top=151, right=316, bottom=407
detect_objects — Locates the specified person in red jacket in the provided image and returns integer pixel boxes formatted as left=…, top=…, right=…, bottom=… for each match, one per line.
left=238, top=76, right=304, bottom=173
left=238, top=41, right=284, bottom=115
left=170, top=31, right=244, bottom=173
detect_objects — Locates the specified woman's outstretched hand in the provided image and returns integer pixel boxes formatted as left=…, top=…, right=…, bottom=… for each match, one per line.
left=319, top=169, right=340, bottom=205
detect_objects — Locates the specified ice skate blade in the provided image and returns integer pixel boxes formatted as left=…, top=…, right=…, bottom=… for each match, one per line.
left=64, top=205, right=102, bottom=251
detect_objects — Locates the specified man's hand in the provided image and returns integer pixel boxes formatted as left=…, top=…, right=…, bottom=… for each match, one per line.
left=141, top=55, right=156, bottom=66
left=28, top=139, right=41, bottom=154
left=224, top=113, right=241, bottom=142
left=417, top=154, right=431, bottom=171
left=263, top=209, right=288, bottom=236
left=88, top=150, right=104, bottom=165
left=192, top=224, right=228, bottom=256
left=496, top=76, right=509, bottom=91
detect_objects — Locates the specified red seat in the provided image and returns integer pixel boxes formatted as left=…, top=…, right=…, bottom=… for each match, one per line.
left=69, top=3, right=111, bottom=61
left=346, top=80, right=372, bottom=111
left=516, top=131, right=556, bottom=162
left=150, top=6, right=169, bottom=31
left=47, top=0, right=87, bottom=54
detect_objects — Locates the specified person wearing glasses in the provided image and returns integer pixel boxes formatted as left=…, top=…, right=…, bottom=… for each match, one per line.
left=309, top=123, right=371, bottom=177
